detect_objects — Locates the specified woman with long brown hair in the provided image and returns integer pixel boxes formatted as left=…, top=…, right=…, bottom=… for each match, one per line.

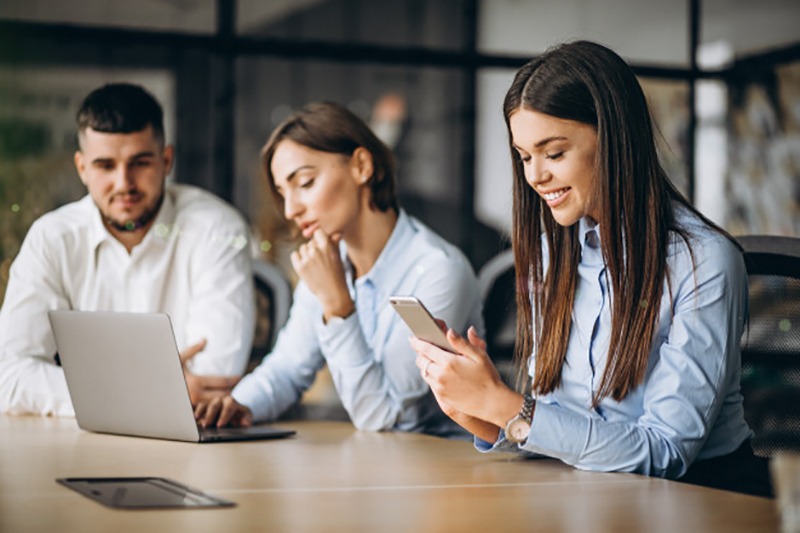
left=411, top=41, right=771, bottom=496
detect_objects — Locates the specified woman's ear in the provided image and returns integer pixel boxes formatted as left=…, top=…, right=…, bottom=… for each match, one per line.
left=350, top=147, right=374, bottom=185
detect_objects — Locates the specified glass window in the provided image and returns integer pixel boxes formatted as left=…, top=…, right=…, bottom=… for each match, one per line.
left=237, top=0, right=469, bottom=51
left=478, top=0, right=690, bottom=67
left=702, top=0, right=800, bottom=59
left=0, top=0, right=215, bottom=34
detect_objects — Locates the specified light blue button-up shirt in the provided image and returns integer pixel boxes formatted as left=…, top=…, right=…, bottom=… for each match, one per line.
left=233, top=210, right=483, bottom=436
left=479, top=205, right=752, bottom=478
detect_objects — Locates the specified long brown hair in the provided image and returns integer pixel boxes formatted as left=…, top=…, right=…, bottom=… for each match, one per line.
left=506, top=41, right=712, bottom=404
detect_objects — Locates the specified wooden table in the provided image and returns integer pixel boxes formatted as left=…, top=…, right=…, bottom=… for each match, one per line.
left=0, top=415, right=779, bottom=532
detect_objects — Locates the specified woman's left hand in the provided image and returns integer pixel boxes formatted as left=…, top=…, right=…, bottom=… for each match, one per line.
left=412, top=326, right=518, bottom=427
left=291, top=228, right=354, bottom=320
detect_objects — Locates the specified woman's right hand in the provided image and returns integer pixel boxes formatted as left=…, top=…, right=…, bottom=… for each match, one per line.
left=291, top=228, right=354, bottom=321
left=421, top=323, right=503, bottom=442
left=194, top=395, right=253, bottom=428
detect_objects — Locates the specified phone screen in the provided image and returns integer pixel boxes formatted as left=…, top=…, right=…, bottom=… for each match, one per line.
left=389, top=296, right=451, bottom=351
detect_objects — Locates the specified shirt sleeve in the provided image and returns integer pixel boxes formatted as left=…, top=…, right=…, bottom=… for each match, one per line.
left=517, top=235, right=748, bottom=478
left=321, top=254, right=481, bottom=432
left=0, top=221, right=74, bottom=416
left=231, top=283, right=327, bottom=421
left=180, top=214, right=255, bottom=376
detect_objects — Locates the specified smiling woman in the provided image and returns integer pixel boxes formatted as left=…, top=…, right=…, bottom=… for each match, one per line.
left=408, top=40, right=773, bottom=498
left=509, top=111, right=598, bottom=226
left=193, top=101, right=484, bottom=438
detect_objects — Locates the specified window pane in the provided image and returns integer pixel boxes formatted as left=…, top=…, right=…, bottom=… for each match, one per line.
left=725, top=61, right=800, bottom=236
left=478, top=0, right=690, bottom=67
left=0, top=0, right=215, bottom=34
left=702, top=0, right=800, bottom=59
left=237, top=0, right=469, bottom=51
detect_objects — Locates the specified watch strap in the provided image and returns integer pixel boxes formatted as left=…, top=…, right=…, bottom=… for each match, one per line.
left=520, top=393, right=534, bottom=423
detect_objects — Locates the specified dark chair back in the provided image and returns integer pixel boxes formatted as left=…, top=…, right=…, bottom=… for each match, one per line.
left=250, top=258, right=293, bottom=371
left=737, top=235, right=800, bottom=456
left=478, top=249, right=516, bottom=384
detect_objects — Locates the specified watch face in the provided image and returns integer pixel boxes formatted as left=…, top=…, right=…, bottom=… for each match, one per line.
left=507, top=418, right=530, bottom=443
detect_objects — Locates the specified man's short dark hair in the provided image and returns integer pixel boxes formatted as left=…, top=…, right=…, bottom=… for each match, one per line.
left=76, top=83, right=165, bottom=146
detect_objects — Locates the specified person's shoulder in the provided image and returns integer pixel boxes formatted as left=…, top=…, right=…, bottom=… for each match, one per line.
left=169, top=183, right=248, bottom=231
left=669, top=205, right=743, bottom=272
left=24, top=195, right=95, bottom=243
left=670, top=205, right=733, bottom=248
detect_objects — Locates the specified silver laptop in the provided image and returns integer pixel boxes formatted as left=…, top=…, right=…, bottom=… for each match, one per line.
left=48, top=310, right=295, bottom=443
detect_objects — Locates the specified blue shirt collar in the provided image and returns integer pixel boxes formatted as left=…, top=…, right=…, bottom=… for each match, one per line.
left=578, top=216, right=603, bottom=266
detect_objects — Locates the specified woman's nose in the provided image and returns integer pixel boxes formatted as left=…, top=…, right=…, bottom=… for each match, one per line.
left=283, top=193, right=303, bottom=220
left=526, top=159, right=549, bottom=187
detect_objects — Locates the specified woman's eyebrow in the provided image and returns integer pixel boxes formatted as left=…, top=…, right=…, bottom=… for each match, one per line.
left=283, top=165, right=315, bottom=183
left=533, top=135, right=568, bottom=149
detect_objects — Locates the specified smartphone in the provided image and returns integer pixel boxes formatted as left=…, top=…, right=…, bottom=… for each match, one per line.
left=389, top=296, right=452, bottom=351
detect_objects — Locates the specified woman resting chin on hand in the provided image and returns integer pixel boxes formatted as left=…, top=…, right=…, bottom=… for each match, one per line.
left=195, top=101, right=483, bottom=438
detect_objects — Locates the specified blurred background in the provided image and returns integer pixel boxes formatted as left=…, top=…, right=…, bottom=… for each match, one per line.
left=0, top=0, right=798, bottom=299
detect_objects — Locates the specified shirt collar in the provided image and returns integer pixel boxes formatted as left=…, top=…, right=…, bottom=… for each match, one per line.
left=87, top=186, right=176, bottom=253
left=578, top=216, right=604, bottom=266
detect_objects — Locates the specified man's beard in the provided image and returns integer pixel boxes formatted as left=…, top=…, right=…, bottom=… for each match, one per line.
left=104, top=192, right=165, bottom=232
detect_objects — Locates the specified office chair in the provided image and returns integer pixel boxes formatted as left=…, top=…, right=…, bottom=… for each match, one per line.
left=737, top=235, right=800, bottom=457
left=250, top=257, right=293, bottom=371
left=478, top=248, right=517, bottom=385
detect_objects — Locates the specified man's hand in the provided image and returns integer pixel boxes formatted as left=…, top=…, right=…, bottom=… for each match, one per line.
left=180, top=339, right=240, bottom=404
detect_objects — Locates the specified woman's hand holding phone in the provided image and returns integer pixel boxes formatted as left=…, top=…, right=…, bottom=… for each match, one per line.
left=392, top=296, right=517, bottom=441
left=410, top=326, right=507, bottom=421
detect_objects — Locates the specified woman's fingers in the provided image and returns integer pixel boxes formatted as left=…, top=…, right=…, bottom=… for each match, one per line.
left=467, top=326, right=488, bottom=352
left=313, top=227, right=331, bottom=250
left=410, top=336, right=449, bottom=365
left=445, top=327, right=486, bottom=363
